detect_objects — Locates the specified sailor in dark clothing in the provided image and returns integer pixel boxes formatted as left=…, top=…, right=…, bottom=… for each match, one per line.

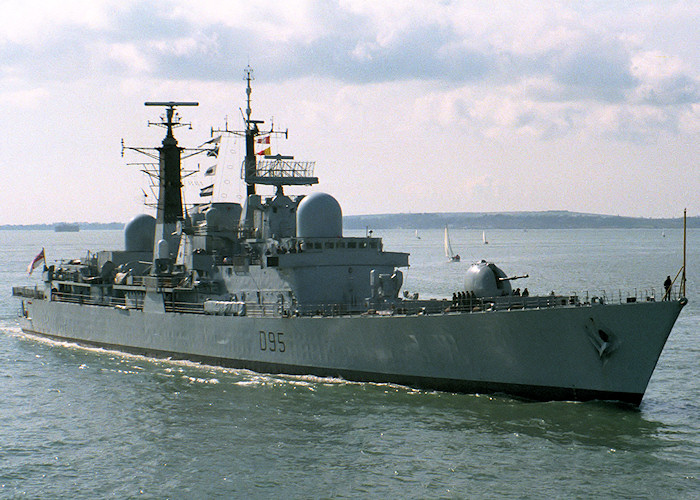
left=663, top=275, right=672, bottom=300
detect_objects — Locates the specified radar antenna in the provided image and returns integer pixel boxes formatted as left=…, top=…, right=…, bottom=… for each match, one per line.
left=122, top=102, right=211, bottom=224
left=138, top=102, right=198, bottom=223
left=145, top=101, right=198, bottom=146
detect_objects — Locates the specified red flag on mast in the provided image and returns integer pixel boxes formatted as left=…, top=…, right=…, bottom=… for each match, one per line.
left=28, top=248, right=45, bottom=274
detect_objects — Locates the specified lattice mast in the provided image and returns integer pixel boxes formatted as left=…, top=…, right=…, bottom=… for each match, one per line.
left=213, top=66, right=318, bottom=196
left=144, top=101, right=198, bottom=224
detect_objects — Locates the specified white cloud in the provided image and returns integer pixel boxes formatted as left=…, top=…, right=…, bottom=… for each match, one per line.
left=0, top=86, right=49, bottom=108
left=170, top=0, right=327, bottom=44
left=630, top=51, right=700, bottom=105
left=678, top=103, right=700, bottom=135
left=106, top=43, right=151, bottom=73
left=1, top=1, right=698, bottom=223
left=0, top=0, right=123, bottom=44
left=631, top=51, right=689, bottom=81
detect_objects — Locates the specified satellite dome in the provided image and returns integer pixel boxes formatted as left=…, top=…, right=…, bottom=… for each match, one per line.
left=124, top=214, right=156, bottom=252
left=296, top=192, right=342, bottom=238
left=464, top=260, right=512, bottom=298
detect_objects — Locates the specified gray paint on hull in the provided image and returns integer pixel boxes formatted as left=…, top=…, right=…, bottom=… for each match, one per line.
left=17, top=327, right=645, bottom=405
left=19, top=298, right=684, bottom=405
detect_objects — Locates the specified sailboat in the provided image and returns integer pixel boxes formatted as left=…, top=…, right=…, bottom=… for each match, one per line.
left=415, top=229, right=421, bottom=240
left=444, top=226, right=460, bottom=262
left=482, top=230, right=489, bottom=244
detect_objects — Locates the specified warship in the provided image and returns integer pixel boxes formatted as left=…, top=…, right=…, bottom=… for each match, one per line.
left=13, top=68, right=688, bottom=405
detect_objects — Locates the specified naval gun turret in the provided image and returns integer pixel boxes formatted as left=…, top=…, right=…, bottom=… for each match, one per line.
left=464, top=260, right=529, bottom=298
left=464, top=260, right=512, bottom=297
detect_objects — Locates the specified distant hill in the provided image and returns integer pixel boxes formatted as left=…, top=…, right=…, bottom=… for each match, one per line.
left=343, top=211, right=699, bottom=230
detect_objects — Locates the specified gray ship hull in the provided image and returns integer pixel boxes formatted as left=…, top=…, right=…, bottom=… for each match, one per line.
left=19, top=297, right=684, bottom=405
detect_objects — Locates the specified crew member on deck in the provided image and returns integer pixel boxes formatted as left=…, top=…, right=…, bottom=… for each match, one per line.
left=664, top=275, right=672, bottom=300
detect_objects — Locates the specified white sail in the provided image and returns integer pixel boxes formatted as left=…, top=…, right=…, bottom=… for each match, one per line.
left=483, top=230, right=488, bottom=244
left=444, top=227, right=451, bottom=258
left=445, top=226, right=456, bottom=260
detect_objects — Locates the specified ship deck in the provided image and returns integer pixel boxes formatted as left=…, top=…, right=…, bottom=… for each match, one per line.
left=13, top=284, right=674, bottom=318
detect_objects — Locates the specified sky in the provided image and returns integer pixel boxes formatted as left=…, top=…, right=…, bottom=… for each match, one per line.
left=1, top=0, right=698, bottom=224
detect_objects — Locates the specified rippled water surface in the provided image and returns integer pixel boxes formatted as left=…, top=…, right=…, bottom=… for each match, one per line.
left=1, top=228, right=698, bottom=498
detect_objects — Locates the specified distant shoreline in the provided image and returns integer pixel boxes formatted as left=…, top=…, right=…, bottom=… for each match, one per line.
left=2, top=211, right=697, bottom=231
left=344, top=210, right=699, bottom=230
left=0, top=222, right=124, bottom=231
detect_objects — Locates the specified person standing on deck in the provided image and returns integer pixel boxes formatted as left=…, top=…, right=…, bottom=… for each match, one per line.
left=664, top=275, right=672, bottom=300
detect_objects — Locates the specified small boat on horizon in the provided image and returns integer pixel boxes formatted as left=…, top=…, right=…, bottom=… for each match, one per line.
left=54, top=223, right=79, bottom=232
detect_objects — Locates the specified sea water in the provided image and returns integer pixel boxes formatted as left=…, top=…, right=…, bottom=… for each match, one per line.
left=1, top=228, right=698, bottom=498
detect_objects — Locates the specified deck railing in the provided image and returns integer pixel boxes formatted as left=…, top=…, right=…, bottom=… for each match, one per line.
left=49, top=291, right=144, bottom=310
left=21, top=283, right=680, bottom=318
left=164, top=300, right=205, bottom=314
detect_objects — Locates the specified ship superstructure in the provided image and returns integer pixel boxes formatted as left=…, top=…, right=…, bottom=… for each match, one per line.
left=13, top=68, right=688, bottom=405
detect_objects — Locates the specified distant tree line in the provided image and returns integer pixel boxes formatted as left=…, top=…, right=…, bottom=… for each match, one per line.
left=343, top=211, right=699, bottom=230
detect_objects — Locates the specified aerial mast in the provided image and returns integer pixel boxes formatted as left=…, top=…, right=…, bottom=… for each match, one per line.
left=243, top=66, right=263, bottom=196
